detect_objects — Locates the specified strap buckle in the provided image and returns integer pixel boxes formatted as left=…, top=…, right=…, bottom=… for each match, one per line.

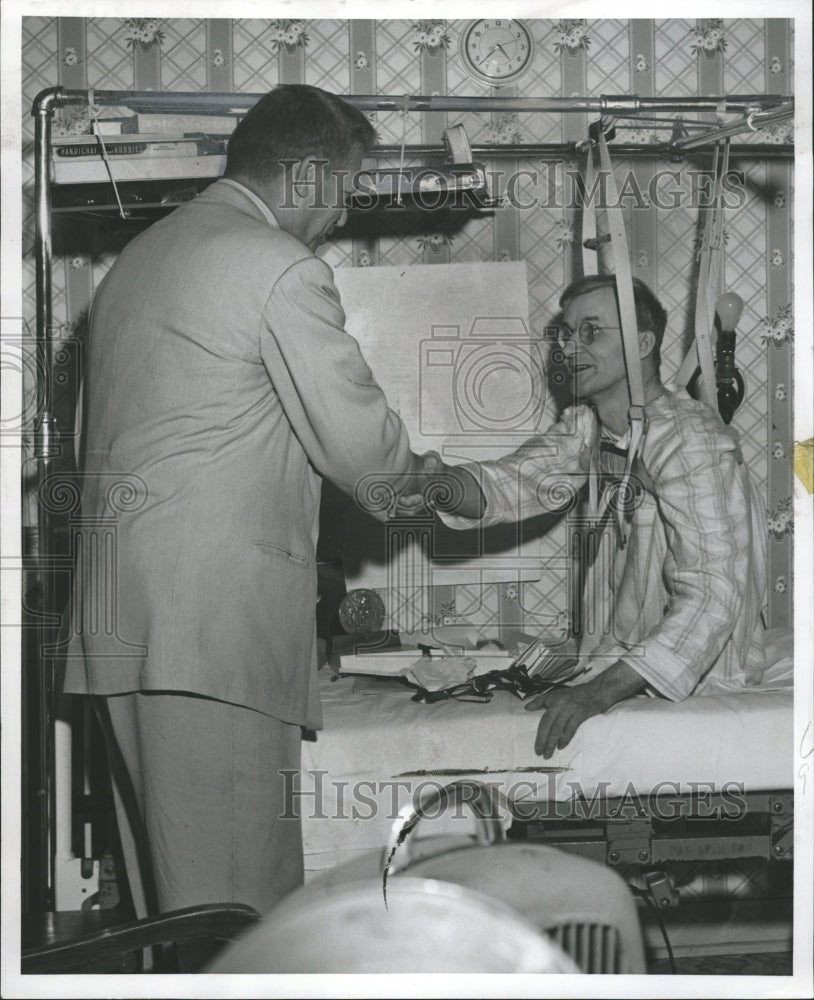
left=588, top=116, right=617, bottom=144
left=628, top=404, right=646, bottom=426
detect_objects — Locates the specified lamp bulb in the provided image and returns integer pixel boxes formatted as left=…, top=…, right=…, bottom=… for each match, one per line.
left=715, top=292, right=745, bottom=333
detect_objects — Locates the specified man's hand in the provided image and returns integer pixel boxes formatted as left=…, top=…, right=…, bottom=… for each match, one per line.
left=392, top=451, right=444, bottom=517
left=394, top=491, right=431, bottom=517
left=524, top=659, right=647, bottom=758
left=393, top=452, right=486, bottom=519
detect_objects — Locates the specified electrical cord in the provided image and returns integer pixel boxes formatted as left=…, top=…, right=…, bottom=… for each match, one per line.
left=629, top=884, right=677, bottom=975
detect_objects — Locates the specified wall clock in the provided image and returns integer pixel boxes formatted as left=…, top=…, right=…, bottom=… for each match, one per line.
left=458, top=19, right=535, bottom=87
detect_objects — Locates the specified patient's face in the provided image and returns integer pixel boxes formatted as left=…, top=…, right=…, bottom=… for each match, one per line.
left=560, top=287, right=627, bottom=403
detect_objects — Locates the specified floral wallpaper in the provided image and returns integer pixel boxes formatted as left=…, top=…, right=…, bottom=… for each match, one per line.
left=122, top=18, right=165, bottom=52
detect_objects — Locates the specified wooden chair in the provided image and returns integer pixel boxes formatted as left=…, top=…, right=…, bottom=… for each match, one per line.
left=21, top=903, right=261, bottom=974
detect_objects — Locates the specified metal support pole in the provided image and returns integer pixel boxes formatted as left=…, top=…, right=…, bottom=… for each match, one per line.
left=49, top=87, right=790, bottom=117
left=368, top=143, right=792, bottom=161
left=671, top=102, right=794, bottom=151
left=29, top=86, right=61, bottom=913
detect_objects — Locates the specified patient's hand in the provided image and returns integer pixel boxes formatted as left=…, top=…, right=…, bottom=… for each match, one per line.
left=525, top=682, right=610, bottom=759
left=525, top=659, right=647, bottom=758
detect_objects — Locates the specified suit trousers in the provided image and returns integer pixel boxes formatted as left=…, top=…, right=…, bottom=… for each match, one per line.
left=99, top=690, right=305, bottom=921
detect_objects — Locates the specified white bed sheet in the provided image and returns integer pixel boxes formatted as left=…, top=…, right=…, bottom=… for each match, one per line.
left=300, top=668, right=793, bottom=876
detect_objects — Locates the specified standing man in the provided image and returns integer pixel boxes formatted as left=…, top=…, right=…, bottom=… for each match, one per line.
left=418, top=275, right=767, bottom=755
left=64, top=85, right=432, bottom=934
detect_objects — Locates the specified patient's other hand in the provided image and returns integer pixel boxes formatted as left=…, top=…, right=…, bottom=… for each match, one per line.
left=525, top=659, right=646, bottom=757
left=525, top=683, right=609, bottom=759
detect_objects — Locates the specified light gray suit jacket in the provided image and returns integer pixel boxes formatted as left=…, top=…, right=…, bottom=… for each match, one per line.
left=63, top=179, right=414, bottom=728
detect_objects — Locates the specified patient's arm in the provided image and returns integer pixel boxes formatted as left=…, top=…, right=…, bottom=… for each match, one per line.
left=397, top=405, right=598, bottom=525
left=525, top=660, right=647, bottom=759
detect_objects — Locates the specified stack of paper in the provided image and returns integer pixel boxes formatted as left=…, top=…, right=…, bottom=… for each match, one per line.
left=510, top=636, right=582, bottom=684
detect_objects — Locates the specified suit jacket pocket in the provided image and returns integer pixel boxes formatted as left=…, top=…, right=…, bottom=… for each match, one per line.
left=252, top=539, right=312, bottom=568
left=243, top=539, right=318, bottom=692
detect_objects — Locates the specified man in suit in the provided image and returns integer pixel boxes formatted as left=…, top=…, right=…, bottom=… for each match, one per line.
left=63, top=85, right=432, bottom=938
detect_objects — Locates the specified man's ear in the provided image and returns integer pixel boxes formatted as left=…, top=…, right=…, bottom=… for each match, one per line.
left=291, top=153, right=320, bottom=196
left=638, top=329, right=656, bottom=360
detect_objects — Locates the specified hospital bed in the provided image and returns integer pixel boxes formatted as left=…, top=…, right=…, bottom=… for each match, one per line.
left=299, top=638, right=795, bottom=960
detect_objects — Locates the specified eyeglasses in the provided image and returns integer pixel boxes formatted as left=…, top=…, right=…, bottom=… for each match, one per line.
left=556, top=320, right=620, bottom=347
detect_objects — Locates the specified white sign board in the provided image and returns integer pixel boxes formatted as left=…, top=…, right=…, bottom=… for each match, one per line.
left=334, top=262, right=556, bottom=596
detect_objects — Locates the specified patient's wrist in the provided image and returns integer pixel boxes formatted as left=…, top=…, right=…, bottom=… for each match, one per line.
left=430, top=463, right=486, bottom=518
left=592, top=660, right=647, bottom=711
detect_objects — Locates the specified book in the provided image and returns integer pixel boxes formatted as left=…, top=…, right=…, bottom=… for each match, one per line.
left=50, top=135, right=228, bottom=185
left=125, top=113, right=239, bottom=136
left=52, top=134, right=226, bottom=158
left=51, top=155, right=226, bottom=185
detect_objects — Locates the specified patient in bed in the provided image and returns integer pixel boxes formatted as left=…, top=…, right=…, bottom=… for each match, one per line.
left=401, top=276, right=768, bottom=758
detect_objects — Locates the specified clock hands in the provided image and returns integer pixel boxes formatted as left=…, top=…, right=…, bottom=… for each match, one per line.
left=484, top=41, right=512, bottom=60
left=483, top=42, right=512, bottom=70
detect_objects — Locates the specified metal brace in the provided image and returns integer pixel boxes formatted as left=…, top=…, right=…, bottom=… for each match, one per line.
left=644, top=870, right=680, bottom=910
left=606, top=818, right=652, bottom=865
left=769, top=793, right=794, bottom=860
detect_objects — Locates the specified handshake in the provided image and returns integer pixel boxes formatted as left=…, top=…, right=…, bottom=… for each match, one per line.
left=358, top=406, right=597, bottom=523
left=392, top=451, right=487, bottom=520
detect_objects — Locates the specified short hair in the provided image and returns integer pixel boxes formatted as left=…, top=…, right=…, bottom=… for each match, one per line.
left=559, top=274, right=668, bottom=372
left=224, top=84, right=376, bottom=184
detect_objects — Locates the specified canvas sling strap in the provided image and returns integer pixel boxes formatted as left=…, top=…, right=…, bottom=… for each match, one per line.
left=673, top=139, right=731, bottom=406
left=569, top=122, right=647, bottom=642
left=581, top=146, right=599, bottom=278
left=587, top=122, right=646, bottom=550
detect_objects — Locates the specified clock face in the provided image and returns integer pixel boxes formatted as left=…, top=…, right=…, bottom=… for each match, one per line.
left=459, top=19, right=534, bottom=86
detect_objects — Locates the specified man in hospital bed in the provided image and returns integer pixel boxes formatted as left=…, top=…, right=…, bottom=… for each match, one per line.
left=405, top=274, right=768, bottom=759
